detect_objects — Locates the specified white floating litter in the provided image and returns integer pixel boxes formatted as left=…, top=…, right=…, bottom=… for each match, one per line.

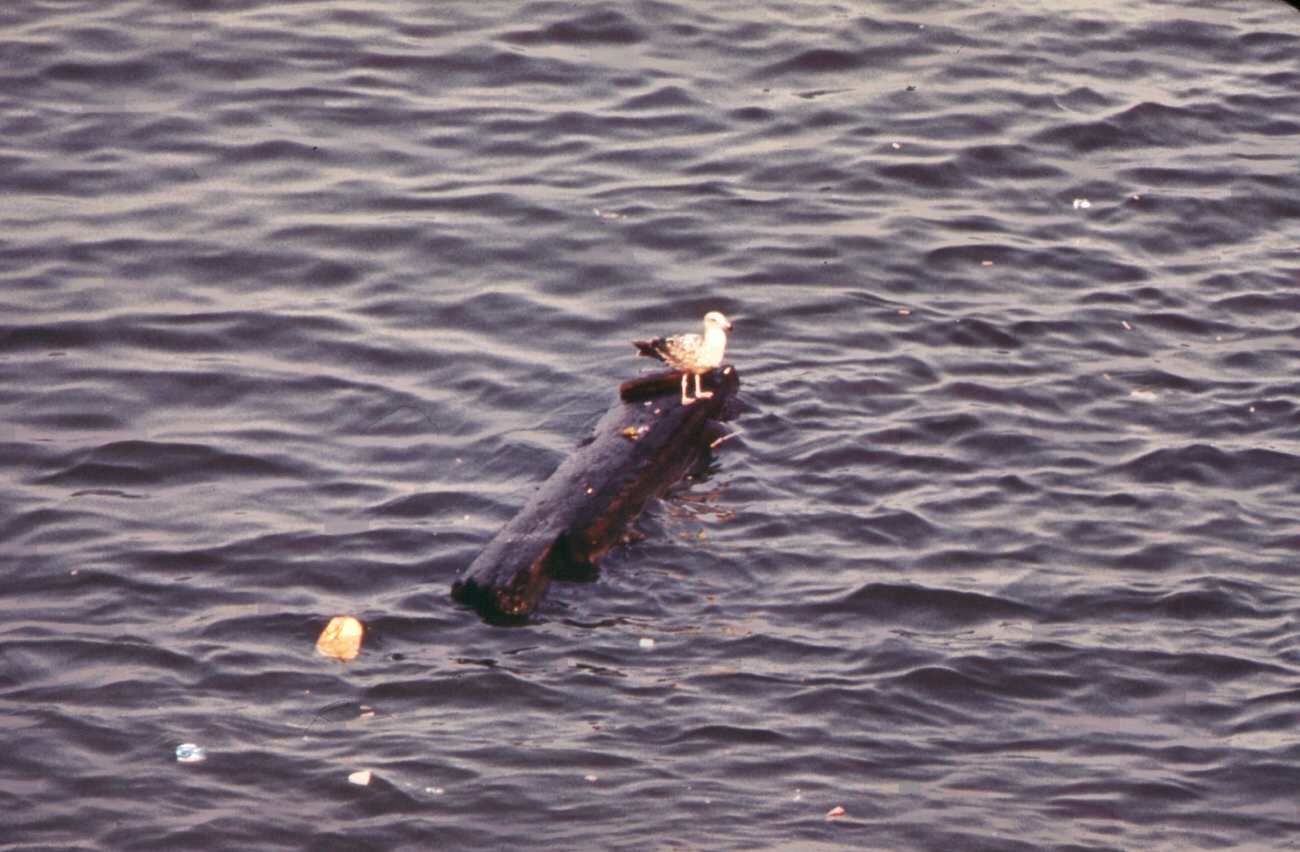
left=175, top=743, right=206, bottom=763
left=316, top=615, right=364, bottom=661
left=348, top=769, right=373, bottom=786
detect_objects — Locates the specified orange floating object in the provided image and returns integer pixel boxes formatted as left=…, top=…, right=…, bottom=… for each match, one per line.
left=316, top=616, right=364, bottom=661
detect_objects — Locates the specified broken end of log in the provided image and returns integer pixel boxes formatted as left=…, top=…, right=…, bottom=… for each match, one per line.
left=452, top=573, right=544, bottom=623
left=452, top=529, right=602, bottom=620
left=451, top=531, right=555, bottom=618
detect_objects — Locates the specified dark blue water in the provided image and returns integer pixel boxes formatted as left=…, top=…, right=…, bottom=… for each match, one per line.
left=3, top=1, right=1299, bottom=848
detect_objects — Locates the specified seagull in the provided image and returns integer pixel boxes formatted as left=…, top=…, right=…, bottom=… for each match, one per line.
left=634, top=310, right=732, bottom=405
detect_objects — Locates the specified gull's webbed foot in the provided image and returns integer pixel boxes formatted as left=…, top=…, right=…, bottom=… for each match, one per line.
left=692, top=372, right=713, bottom=401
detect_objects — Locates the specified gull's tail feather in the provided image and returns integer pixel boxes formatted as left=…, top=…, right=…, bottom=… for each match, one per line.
left=634, top=337, right=670, bottom=362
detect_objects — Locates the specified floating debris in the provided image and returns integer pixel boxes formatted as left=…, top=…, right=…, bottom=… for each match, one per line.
left=584, top=774, right=599, bottom=783
left=316, top=616, right=364, bottom=662
left=175, top=743, right=206, bottom=764
left=348, top=769, right=372, bottom=786
left=1072, top=198, right=1091, bottom=209
left=826, top=805, right=846, bottom=820
left=1121, top=320, right=1132, bottom=330
left=639, top=637, right=656, bottom=650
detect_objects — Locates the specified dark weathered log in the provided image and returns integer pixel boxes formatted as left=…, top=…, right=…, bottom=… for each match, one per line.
left=452, top=365, right=740, bottom=619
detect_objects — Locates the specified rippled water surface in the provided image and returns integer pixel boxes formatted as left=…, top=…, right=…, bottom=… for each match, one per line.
left=3, top=0, right=1300, bottom=848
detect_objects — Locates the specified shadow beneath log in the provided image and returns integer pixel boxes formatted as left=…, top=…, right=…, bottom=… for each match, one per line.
left=452, top=366, right=741, bottom=621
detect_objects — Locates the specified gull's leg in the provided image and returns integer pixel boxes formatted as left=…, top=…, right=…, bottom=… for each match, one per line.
left=695, top=372, right=713, bottom=399
left=680, top=372, right=695, bottom=405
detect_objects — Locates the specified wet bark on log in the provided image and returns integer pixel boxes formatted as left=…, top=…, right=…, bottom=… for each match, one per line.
left=452, top=365, right=740, bottom=620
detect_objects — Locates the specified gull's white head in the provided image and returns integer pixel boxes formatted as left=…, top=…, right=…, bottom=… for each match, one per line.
left=703, top=311, right=732, bottom=332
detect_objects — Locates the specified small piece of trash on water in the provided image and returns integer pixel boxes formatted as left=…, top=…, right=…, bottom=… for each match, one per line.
left=897, top=308, right=911, bottom=316
left=426, top=786, right=445, bottom=796
left=358, top=705, right=376, bottom=719
left=1072, top=198, right=1091, bottom=209
left=891, top=142, right=901, bottom=149
left=584, top=774, right=599, bottom=783
left=1122, top=320, right=1132, bottom=330
left=826, top=805, right=846, bottom=820
left=1130, top=390, right=1158, bottom=401
left=792, top=788, right=803, bottom=801
left=316, top=616, right=364, bottom=662
left=639, top=637, right=655, bottom=650
left=175, top=743, right=206, bottom=763
left=348, top=769, right=372, bottom=786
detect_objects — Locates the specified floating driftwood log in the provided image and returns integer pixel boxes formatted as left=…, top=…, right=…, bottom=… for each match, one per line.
left=452, top=365, right=740, bottom=619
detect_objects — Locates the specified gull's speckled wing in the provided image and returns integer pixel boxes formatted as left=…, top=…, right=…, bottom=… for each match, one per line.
left=634, top=332, right=705, bottom=371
